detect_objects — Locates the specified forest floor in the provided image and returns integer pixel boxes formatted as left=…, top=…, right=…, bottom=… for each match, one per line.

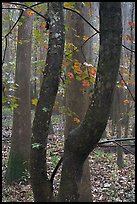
left=2, top=111, right=135, bottom=202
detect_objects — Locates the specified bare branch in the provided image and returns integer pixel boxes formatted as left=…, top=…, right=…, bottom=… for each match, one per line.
left=6, top=2, right=47, bottom=20
left=98, top=137, right=135, bottom=145
left=2, top=9, right=24, bottom=66
left=63, top=6, right=99, bottom=33
left=5, top=9, right=24, bottom=38
left=50, top=157, right=63, bottom=186
left=65, top=32, right=98, bottom=57
left=113, top=141, right=135, bottom=155
left=2, top=37, right=8, bottom=66
left=2, top=7, right=23, bottom=10
left=118, top=71, right=135, bottom=102
left=64, top=6, right=135, bottom=54
left=122, top=44, right=135, bottom=53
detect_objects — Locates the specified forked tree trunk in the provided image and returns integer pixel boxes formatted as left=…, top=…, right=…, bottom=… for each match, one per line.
left=30, top=2, right=122, bottom=202
left=6, top=10, right=32, bottom=183
left=58, top=2, right=122, bottom=201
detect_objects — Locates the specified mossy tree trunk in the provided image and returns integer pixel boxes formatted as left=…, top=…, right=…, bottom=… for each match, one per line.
left=6, top=10, right=32, bottom=183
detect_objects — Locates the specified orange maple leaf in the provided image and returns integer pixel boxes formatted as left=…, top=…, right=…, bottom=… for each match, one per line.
left=40, top=23, right=46, bottom=28
left=67, top=72, right=74, bottom=79
left=88, top=69, right=96, bottom=76
left=26, top=10, right=34, bottom=16
left=123, top=100, right=130, bottom=103
left=82, top=81, right=90, bottom=87
left=128, top=21, right=135, bottom=28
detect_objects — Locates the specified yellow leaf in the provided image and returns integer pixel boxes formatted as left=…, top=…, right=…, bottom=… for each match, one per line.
left=32, top=99, right=38, bottom=106
left=73, top=117, right=80, bottom=123
left=83, top=36, right=89, bottom=41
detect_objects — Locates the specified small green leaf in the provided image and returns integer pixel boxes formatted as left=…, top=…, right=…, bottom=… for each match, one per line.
left=9, top=103, right=19, bottom=109
left=32, top=143, right=43, bottom=149
left=76, top=75, right=82, bottom=81
left=18, top=21, right=22, bottom=26
left=42, top=107, right=49, bottom=112
left=2, top=96, right=6, bottom=103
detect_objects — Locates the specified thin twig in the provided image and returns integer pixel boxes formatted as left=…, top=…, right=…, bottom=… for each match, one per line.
left=65, top=32, right=98, bottom=57
left=113, top=141, right=135, bottom=155
left=2, top=37, right=8, bottom=66
left=2, top=9, right=24, bottom=66
left=64, top=6, right=99, bottom=33
left=118, top=71, right=135, bottom=102
left=2, top=7, right=23, bottom=10
left=5, top=9, right=24, bottom=38
left=122, top=44, right=135, bottom=53
left=6, top=2, right=47, bottom=20
left=64, top=6, right=135, bottom=54
left=98, top=137, right=135, bottom=145
left=50, top=156, right=63, bottom=185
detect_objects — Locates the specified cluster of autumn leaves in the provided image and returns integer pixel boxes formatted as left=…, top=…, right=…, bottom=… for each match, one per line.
left=67, top=61, right=97, bottom=87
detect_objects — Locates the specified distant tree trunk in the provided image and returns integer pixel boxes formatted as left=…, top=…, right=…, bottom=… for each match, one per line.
left=65, top=2, right=92, bottom=202
left=6, top=10, right=32, bottom=183
left=58, top=2, right=122, bottom=201
left=124, top=2, right=135, bottom=138
left=2, top=9, right=12, bottom=105
left=110, top=76, right=124, bottom=168
left=116, top=88, right=124, bottom=168
left=132, top=123, right=135, bottom=137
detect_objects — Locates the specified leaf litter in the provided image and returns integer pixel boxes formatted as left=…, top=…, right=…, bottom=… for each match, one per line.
left=2, top=115, right=135, bottom=202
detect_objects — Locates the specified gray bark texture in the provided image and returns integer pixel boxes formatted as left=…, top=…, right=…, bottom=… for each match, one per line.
left=30, top=2, right=65, bottom=202
left=58, top=2, right=122, bottom=202
left=6, top=10, right=32, bottom=183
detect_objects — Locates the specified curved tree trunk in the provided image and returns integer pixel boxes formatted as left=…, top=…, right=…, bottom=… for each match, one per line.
left=6, top=10, right=32, bottom=183
left=58, top=2, right=122, bottom=202
left=30, top=3, right=65, bottom=202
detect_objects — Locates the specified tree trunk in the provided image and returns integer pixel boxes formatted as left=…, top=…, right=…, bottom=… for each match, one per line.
left=116, top=88, right=124, bottom=168
left=58, top=2, right=122, bottom=201
left=6, top=10, right=32, bottom=183
left=30, top=2, right=65, bottom=202
left=65, top=2, right=92, bottom=202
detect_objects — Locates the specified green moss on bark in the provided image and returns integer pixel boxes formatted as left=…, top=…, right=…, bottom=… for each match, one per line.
left=5, top=150, right=29, bottom=184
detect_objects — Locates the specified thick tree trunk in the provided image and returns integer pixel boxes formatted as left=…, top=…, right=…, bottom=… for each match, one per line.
left=6, top=10, right=32, bottom=183
left=58, top=2, right=122, bottom=202
left=30, top=3, right=65, bottom=202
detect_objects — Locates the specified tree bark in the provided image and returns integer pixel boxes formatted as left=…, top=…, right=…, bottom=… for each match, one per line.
left=6, top=10, right=32, bottom=183
left=65, top=2, right=92, bottom=202
left=30, top=2, right=65, bottom=202
left=58, top=2, right=122, bottom=202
